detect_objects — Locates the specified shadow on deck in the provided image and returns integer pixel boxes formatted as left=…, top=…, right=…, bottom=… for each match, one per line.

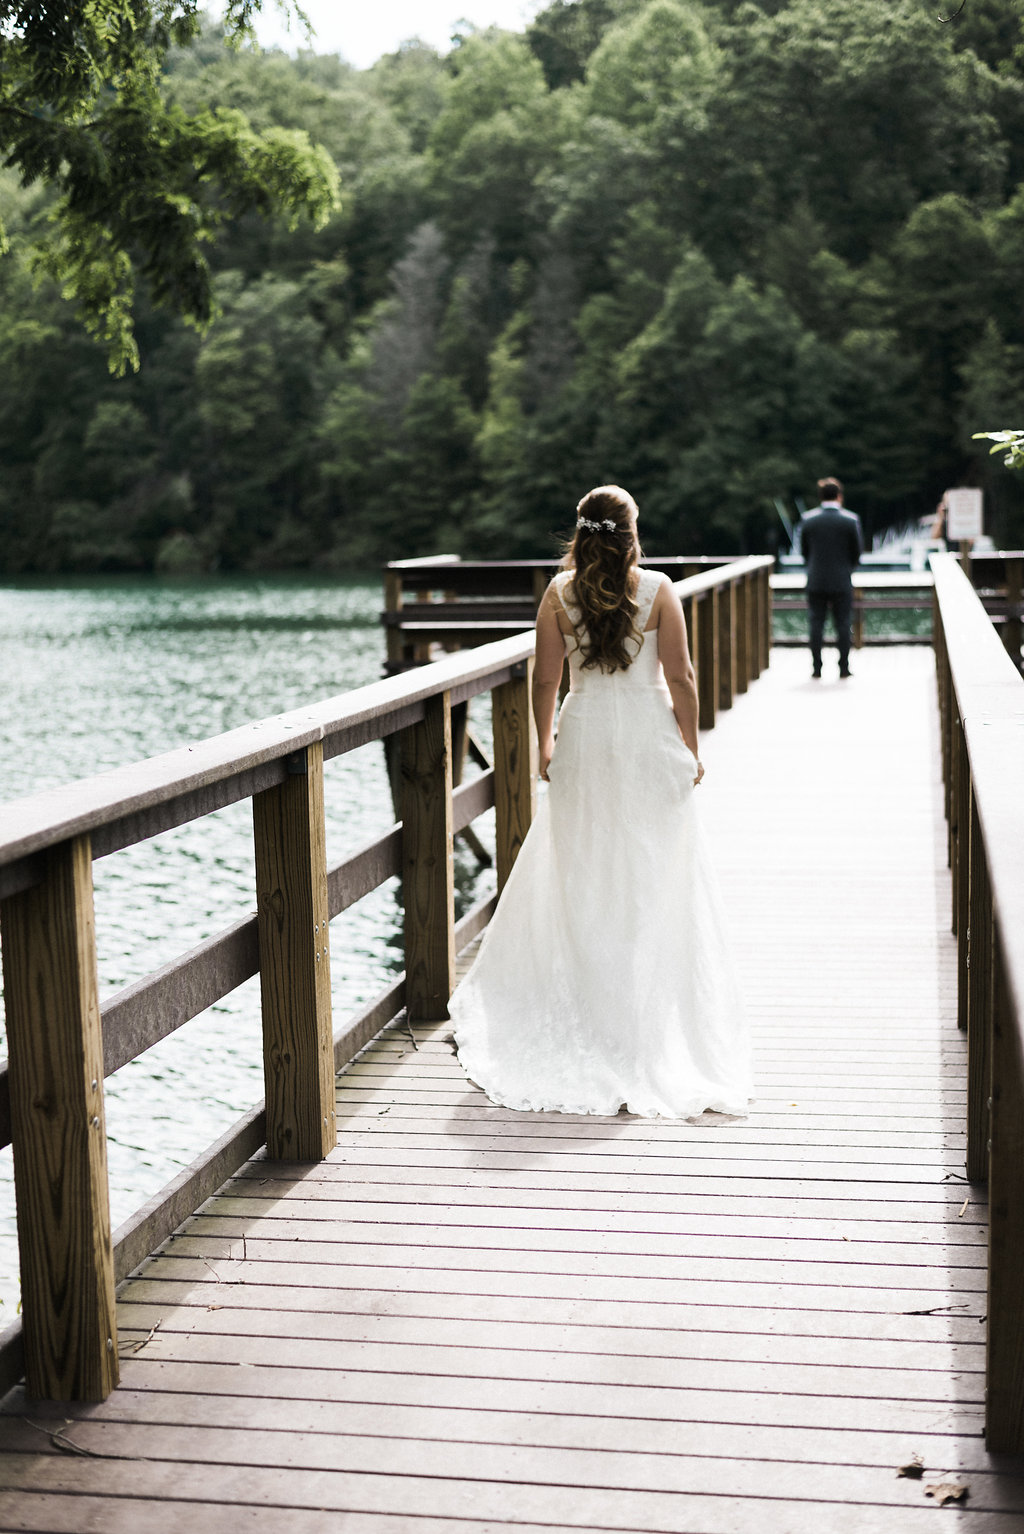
left=2, top=647, right=1024, bottom=1532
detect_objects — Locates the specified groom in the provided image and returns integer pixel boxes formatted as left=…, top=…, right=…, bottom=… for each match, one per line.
left=799, top=476, right=864, bottom=679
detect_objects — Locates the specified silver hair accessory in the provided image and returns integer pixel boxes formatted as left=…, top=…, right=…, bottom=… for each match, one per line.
left=577, top=517, right=617, bottom=532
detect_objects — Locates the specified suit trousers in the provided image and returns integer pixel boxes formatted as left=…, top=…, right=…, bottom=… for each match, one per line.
left=807, top=588, right=853, bottom=673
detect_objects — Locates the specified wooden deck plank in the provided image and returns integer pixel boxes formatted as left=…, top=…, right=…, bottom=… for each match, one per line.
left=6, top=1422, right=1024, bottom=1514
left=112, top=1302, right=984, bottom=1371
left=126, top=1253, right=985, bottom=1316
left=193, top=1193, right=985, bottom=1238
left=4, top=647, right=1019, bottom=1531
left=113, top=1282, right=987, bottom=1344
left=97, top=1355, right=994, bottom=1433
left=12, top=1385, right=999, bottom=1468
left=172, top=1217, right=988, bottom=1264
left=170, top=1213, right=988, bottom=1263
left=6, top=1483, right=1024, bottom=1534
left=5, top=1455, right=1024, bottom=1530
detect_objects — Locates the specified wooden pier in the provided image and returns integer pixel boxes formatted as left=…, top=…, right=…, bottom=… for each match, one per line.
left=1, top=553, right=1024, bottom=1529
left=383, top=549, right=1023, bottom=663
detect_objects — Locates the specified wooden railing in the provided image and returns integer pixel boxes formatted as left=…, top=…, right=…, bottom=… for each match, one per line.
left=0, top=556, right=771, bottom=1404
left=932, top=551, right=1024, bottom=1452
left=771, top=572, right=935, bottom=646
left=382, top=555, right=757, bottom=672
left=772, top=552, right=1023, bottom=661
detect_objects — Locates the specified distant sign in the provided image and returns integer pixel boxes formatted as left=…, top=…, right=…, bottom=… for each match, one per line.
left=945, top=488, right=984, bottom=541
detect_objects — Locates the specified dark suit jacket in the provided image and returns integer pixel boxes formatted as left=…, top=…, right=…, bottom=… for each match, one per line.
left=800, top=504, right=864, bottom=592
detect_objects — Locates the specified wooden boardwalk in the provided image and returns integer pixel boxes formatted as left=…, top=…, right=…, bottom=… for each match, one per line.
left=2, top=646, right=1024, bottom=1531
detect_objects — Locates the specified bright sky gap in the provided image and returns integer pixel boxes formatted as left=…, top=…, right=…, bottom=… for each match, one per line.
left=237, top=0, right=544, bottom=69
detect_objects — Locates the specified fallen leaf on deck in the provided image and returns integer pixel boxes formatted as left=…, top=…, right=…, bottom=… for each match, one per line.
left=924, top=1481, right=969, bottom=1506
left=897, top=1455, right=925, bottom=1479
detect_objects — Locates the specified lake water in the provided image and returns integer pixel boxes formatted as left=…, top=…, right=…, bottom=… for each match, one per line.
left=0, top=576, right=496, bottom=1317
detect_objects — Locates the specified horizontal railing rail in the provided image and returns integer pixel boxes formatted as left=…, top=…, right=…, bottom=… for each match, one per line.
left=771, top=571, right=935, bottom=647
left=0, top=558, right=771, bottom=1405
left=931, top=550, right=1024, bottom=1452
left=381, top=554, right=765, bottom=671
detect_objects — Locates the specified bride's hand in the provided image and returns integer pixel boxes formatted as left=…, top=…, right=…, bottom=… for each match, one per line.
left=539, top=737, right=554, bottom=782
left=693, top=758, right=705, bottom=787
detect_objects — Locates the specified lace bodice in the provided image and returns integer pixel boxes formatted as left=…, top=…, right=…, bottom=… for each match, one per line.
left=553, top=567, right=663, bottom=689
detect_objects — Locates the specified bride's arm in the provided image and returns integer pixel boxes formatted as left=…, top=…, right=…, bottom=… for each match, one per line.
left=655, top=577, right=701, bottom=766
left=532, top=584, right=564, bottom=782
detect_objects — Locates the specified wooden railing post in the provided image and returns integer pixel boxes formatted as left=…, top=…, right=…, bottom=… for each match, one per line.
left=493, top=658, right=536, bottom=892
left=384, top=567, right=406, bottom=671
left=253, top=741, right=336, bottom=1161
left=697, top=588, right=718, bottom=730
left=986, top=927, right=1024, bottom=1451
left=966, top=786, right=993, bottom=1183
left=1005, top=556, right=1022, bottom=673
left=400, top=691, right=455, bottom=1020
left=718, top=580, right=736, bottom=712
left=934, top=597, right=950, bottom=824
left=951, top=705, right=967, bottom=972
left=684, top=593, right=699, bottom=709
left=954, top=715, right=970, bottom=1026
left=747, top=573, right=760, bottom=681
left=0, top=836, right=119, bottom=1401
left=734, top=576, right=749, bottom=695
left=749, top=572, right=762, bottom=682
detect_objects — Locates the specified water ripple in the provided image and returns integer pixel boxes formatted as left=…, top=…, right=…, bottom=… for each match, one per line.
left=0, top=575, right=495, bottom=1317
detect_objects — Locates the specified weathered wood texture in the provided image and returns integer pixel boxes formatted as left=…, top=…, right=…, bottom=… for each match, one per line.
left=400, top=691, right=455, bottom=1022
left=718, top=578, right=736, bottom=712
left=932, top=552, right=1024, bottom=1450
left=491, top=662, right=535, bottom=892
left=4, top=646, right=1020, bottom=1528
left=697, top=587, right=718, bottom=728
left=733, top=572, right=749, bottom=694
left=0, top=838, right=118, bottom=1401
left=253, top=742, right=335, bottom=1162
left=966, top=788, right=992, bottom=1184
left=988, top=927, right=1024, bottom=1454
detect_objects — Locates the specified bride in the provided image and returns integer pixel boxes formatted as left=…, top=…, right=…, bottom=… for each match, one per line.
left=450, top=485, right=752, bottom=1119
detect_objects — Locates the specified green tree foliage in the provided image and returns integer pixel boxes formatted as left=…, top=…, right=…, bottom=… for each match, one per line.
left=3, top=0, right=1024, bottom=572
left=0, top=1, right=339, bottom=371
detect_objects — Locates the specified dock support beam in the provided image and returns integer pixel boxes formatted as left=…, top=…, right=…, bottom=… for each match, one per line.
left=253, top=741, right=336, bottom=1161
left=734, top=576, right=749, bottom=695
left=1, top=836, right=119, bottom=1401
left=401, top=691, right=455, bottom=1021
left=718, top=581, right=736, bottom=712
left=493, top=659, right=536, bottom=892
left=987, top=929, right=1024, bottom=1451
left=760, top=566, right=772, bottom=671
left=697, top=589, right=718, bottom=730
left=965, top=786, right=992, bottom=1184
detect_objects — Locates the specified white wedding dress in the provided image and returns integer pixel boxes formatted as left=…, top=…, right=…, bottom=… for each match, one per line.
left=451, top=567, right=752, bottom=1119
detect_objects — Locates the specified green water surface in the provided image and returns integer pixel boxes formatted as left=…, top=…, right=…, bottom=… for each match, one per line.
left=0, top=576, right=494, bottom=1314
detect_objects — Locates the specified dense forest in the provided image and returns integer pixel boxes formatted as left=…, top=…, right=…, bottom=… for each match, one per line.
left=2, top=0, right=1024, bottom=571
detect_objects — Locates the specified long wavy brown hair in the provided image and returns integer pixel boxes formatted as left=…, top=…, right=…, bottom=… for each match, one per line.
left=562, top=485, right=643, bottom=672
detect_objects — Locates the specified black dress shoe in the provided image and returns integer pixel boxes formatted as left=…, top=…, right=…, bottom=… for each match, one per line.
left=811, top=667, right=822, bottom=679
left=839, top=667, right=851, bottom=679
